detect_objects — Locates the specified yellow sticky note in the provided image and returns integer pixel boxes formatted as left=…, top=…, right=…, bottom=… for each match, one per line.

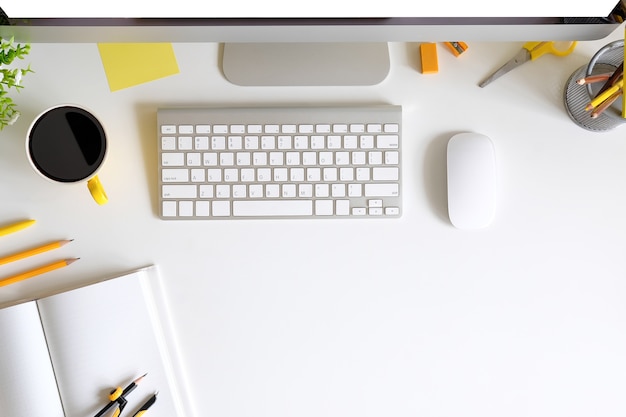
left=97, top=43, right=179, bottom=92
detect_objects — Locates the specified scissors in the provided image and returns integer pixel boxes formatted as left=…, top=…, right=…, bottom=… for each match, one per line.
left=479, top=41, right=577, bottom=87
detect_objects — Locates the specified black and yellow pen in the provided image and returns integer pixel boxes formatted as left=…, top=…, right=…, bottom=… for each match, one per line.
left=131, top=392, right=158, bottom=417
left=93, top=373, right=147, bottom=417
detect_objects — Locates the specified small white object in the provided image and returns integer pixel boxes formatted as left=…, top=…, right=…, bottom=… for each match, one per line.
left=447, top=132, right=496, bottom=230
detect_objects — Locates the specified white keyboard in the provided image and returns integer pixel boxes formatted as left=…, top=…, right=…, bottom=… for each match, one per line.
left=157, top=106, right=402, bottom=219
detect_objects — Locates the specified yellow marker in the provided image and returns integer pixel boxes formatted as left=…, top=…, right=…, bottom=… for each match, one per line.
left=420, top=43, right=439, bottom=74
left=0, top=219, right=35, bottom=237
left=623, top=27, right=625, bottom=119
left=0, top=258, right=79, bottom=288
left=0, top=240, right=73, bottom=266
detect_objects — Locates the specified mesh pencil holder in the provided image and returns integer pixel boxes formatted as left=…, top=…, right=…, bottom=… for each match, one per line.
left=564, top=40, right=625, bottom=132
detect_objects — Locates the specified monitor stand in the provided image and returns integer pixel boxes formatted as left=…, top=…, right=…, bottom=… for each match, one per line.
left=221, top=42, right=390, bottom=86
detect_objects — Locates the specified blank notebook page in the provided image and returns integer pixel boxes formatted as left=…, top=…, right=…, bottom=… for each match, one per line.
left=37, top=267, right=186, bottom=417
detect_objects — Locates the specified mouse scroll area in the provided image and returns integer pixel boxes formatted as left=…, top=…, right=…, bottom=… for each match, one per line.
left=447, top=133, right=496, bottom=230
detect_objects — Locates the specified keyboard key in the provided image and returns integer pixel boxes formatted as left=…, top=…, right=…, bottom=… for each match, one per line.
left=373, top=167, right=399, bottom=181
left=336, top=200, right=350, bottom=215
left=179, top=201, right=194, bottom=216
left=367, top=124, right=382, bottom=133
left=162, top=201, right=177, bottom=216
left=360, top=135, right=374, bottom=148
left=228, top=136, right=242, bottom=149
left=384, top=123, right=399, bottom=133
left=350, top=124, right=365, bottom=133
left=162, top=169, right=189, bottom=182
left=385, top=151, right=399, bottom=165
left=212, top=201, right=231, bottom=216
left=377, top=135, right=399, bottom=149
left=195, top=136, right=209, bottom=150
left=161, top=125, right=176, bottom=134
left=196, top=201, right=211, bottom=216
left=163, top=185, right=197, bottom=198
left=315, top=200, right=334, bottom=215
left=162, top=153, right=184, bottom=166
left=233, top=200, right=313, bottom=216
left=161, top=136, right=176, bottom=150
left=364, top=183, right=399, bottom=197
left=178, top=136, right=192, bottom=150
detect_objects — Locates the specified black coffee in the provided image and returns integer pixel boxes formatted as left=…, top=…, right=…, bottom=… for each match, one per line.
left=28, top=106, right=106, bottom=183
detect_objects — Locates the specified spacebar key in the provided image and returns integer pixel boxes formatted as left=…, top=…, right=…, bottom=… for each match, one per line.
left=233, top=200, right=313, bottom=216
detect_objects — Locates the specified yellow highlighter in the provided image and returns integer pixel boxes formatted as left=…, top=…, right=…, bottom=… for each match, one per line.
left=0, top=219, right=35, bottom=237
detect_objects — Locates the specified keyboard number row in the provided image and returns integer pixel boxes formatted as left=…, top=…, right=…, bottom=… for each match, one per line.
left=161, top=134, right=399, bottom=151
left=162, top=151, right=399, bottom=167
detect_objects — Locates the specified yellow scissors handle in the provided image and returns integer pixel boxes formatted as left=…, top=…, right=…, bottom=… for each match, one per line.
left=524, top=41, right=577, bottom=60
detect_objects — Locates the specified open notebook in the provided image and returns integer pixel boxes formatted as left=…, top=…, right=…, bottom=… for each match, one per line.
left=0, top=266, right=192, bottom=417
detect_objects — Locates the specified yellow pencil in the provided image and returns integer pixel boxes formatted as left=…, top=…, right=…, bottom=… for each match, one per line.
left=0, top=219, right=36, bottom=237
left=0, top=258, right=79, bottom=288
left=0, top=240, right=73, bottom=266
left=586, top=79, right=624, bottom=111
left=591, top=89, right=622, bottom=118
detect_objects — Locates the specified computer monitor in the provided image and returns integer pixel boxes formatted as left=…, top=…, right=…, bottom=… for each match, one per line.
left=0, top=11, right=623, bottom=86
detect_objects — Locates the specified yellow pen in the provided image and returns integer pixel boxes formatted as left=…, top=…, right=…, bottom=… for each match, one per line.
left=0, top=219, right=35, bottom=237
left=0, top=240, right=73, bottom=266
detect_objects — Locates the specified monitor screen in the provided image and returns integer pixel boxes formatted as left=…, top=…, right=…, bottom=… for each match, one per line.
left=1, top=5, right=622, bottom=86
left=0, top=16, right=623, bottom=43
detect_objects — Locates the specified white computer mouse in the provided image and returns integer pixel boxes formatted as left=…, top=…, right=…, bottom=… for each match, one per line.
left=447, top=132, right=496, bottom=229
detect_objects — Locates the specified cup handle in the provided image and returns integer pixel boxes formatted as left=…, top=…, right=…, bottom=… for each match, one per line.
left=87, top=175, right=108, bottom=205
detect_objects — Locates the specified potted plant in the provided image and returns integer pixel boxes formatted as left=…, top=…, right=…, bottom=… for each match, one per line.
left=0, top=36, right=31, bottom=130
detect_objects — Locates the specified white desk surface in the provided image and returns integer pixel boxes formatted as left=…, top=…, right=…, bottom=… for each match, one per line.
left=1, top=26, right=626, bottom=417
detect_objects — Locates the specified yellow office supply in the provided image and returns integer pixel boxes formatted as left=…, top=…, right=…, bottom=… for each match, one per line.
left=623, top=27, right=625, bottom=118
left=0, top=219, right=35, bottom=237
left=0, top=240, right=73, bottom=266
left=131, top=393, right=158, bottom=417
left=97, top=43, right=179, bottom=92
left=420, top=43, right=439, bottom=74
left=0, top=258, right=78, bottom=288
left=444, top=42, right=468, bottom=57
left=591, top=89, right=622, bottom=118
left=479, top=41, right=577, bottom=87
left=585, top=79, right=624, bottom=111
